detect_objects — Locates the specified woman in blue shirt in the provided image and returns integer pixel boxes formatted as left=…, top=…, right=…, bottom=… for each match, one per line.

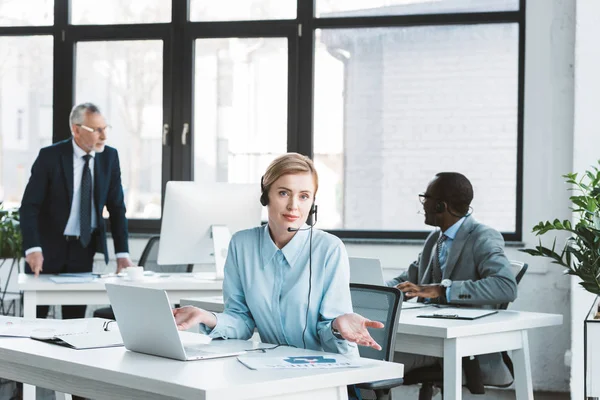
left=174, top=153, right=383, bottom=354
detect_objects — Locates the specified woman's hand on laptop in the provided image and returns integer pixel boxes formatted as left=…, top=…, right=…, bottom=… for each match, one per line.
left=173, top=306, right=217, bottom=330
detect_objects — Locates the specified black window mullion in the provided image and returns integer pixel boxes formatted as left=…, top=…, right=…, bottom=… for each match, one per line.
left=514, top=0, right=526, bottom=242
left=173, top=0, right=192, bottom=182
left=314, top=11, right=521, bottom=29
left=53, top=0, right=71, bottom=143
left=295, top=0, right=315, bottom=158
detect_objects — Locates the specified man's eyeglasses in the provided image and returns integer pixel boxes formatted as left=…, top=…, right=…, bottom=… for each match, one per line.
left=77, top=124, right=111, bottom=134
left=418, top=193, right=434, bottom=205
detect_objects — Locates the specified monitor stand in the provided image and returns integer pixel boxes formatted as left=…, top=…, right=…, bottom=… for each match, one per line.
left=211, top=225, right=232, bottom=280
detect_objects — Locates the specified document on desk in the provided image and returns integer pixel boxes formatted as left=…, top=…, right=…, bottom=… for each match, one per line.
left=402, top=302, right=431, bottom=309
left=49, top=272, right=97, bottom=283
left=0, top=316, right=118, bottom=346
left=417, top=308, right=498, bottom=320
left=1, top=316, right=96, bottom=337
left=31, top=330, right=123, bottom=350
left=28, top=318, right=123, bottom=349
left=237, top=355, right=364, bottom=370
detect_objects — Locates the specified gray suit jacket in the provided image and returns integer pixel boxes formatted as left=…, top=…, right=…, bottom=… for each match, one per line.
left=387, top=216, right=518, bottom=385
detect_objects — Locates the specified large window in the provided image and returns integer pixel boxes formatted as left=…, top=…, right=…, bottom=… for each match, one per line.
left=0, top=36, right=53, bottom=209
left=1, top=0, right=524, bottom=240
left=75, top=40, right=164, bottom=219
left=314, top=24, right=519, bottom=233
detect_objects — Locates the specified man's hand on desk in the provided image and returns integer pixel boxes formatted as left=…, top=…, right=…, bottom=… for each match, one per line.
left=173, top=306, right=217, bottom=331
left=26, top=252, right=44, bottom=277
left=333, top=313, right=384, bottom=351
left=116, top=257, right=134, bottom=274
left=396, top=282, right=443, bottom=299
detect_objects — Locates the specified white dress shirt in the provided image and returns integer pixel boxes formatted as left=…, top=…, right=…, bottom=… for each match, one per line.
left=64, top=140, right=97, bottom=236
left=25, top=139, right=129, bottom=259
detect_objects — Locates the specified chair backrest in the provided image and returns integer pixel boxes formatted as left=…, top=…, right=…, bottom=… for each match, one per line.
left=509, top=260, right=528, bottom=285
left=499, top=260, right=528, bottom=311
left=349, top=283, right=403, bottom=362
left=139, top=236, right=193, bottom=273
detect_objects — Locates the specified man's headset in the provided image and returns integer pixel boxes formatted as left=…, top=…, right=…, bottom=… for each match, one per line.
left=260, top=176, right=316, bottom=349
left=434, top=199, right=472, bottom=218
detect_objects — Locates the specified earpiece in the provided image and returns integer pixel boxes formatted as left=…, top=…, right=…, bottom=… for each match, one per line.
left=260, top=176, right=269, bottom=206
left=434, top=201, right=446, bottom=213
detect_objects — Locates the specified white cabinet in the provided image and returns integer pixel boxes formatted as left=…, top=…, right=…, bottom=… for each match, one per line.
left=585, top=296, right=600, bottom=399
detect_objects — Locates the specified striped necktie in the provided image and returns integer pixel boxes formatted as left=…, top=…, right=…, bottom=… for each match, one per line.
left=431, top=233, right=447, bottom=283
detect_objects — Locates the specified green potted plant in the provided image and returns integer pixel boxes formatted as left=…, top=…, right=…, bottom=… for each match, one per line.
left=519, top=162, right=600, bottom=295
left=0, top=203, right=22, bottom=261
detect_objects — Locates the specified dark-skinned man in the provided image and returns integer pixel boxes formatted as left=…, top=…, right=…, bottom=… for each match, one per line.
left=387, top=172, right=517, bottom=386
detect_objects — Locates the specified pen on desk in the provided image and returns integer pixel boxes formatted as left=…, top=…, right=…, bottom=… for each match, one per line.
left=433, top=314, right=458, bottom=318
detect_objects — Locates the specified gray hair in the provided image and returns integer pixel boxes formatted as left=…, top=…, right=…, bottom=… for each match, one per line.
left=69, top=103, right=101, bottom=126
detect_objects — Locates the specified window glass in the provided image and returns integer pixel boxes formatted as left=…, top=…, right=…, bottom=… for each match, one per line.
left=193, top=38, right=288, bottom=187
left=316, top=0, right=518, bottom=18
left=190, top=0, right=295, bottom=21
left=71, top=0, right=171, bottom=24
left=313, top=24, right=519, bottom=232
left=0, top=0, right=53, bottom=26
left=0, top=36, right=53, bottom=208
left=75, top=40, right=164, bottom=219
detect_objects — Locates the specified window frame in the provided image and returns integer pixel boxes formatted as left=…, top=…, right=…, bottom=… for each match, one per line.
left=0, top=0, right=525, bottom=241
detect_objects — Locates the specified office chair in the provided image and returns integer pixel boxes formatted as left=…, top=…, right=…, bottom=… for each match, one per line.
left=93, top=236, right=193, bottom=320
left=350, top=283, right=404, bottom=400
left=402, top=260, right=528, bottom=399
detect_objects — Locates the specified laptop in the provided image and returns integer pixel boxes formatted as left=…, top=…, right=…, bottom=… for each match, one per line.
left=105, top=283, right=247, bottom=361
left=349, top=257, right=385, bottom=286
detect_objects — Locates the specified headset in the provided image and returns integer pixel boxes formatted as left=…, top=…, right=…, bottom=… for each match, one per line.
left=434, top=199, right=473, bottom=219
left=260, top=176, right=317, bottom=349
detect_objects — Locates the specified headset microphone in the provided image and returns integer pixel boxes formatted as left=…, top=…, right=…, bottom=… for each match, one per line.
left=286, top=205, right=318, bottom=233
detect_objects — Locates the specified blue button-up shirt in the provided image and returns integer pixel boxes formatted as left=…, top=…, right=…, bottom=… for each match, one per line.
left=439, top=217, right=466, bottom=300
left=201, top=224, right=358, bottom=356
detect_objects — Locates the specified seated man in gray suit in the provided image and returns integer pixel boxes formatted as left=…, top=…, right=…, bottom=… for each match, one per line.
left=387, top=172, right=517, bottom=386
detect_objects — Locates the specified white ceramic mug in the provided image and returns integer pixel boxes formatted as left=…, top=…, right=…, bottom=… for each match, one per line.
left=126, top=266, right=144, bottom=281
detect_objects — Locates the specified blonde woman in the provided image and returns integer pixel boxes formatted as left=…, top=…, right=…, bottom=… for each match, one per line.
left=174, top=153, right=382, bottom=355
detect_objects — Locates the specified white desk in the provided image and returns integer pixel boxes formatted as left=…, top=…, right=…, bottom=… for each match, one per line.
left=0, top=337, right=403, bottom=400
left=18, top=273, right=223, bottom=318
left=395, top=307, right=562, bottom=400
left=180, top=297, right=563, bottom=400
left=18, top=273, right=223, bottom=400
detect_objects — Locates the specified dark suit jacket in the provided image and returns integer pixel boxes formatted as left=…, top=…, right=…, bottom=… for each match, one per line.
left=20, top=138, right=129, bottom=273
left=387, top=216, right=518, bottom=385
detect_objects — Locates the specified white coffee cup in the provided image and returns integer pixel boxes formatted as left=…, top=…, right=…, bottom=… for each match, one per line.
left=125, top=266, right=144, bottom=281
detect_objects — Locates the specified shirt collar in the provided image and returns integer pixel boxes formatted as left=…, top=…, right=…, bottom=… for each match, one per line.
left=443, top=217, right=466, bottom=240
left=260, top=223, right=310, bottom=269
left=72, top=139, right=96, bottom=159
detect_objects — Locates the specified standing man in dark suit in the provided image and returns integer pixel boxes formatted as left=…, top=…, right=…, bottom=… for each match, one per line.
left=387, top=172, right=517, bottom=386
left=20, top=102, right=134, bottom=320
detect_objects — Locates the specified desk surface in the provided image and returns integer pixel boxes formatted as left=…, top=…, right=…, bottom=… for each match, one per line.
left=0, top=337, right=403, bottom=400
left=180, top=297, right=563, bottom=338
left=18, top=272, right=223, bottom=291
left=397, top=307, right=563, bottom=338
